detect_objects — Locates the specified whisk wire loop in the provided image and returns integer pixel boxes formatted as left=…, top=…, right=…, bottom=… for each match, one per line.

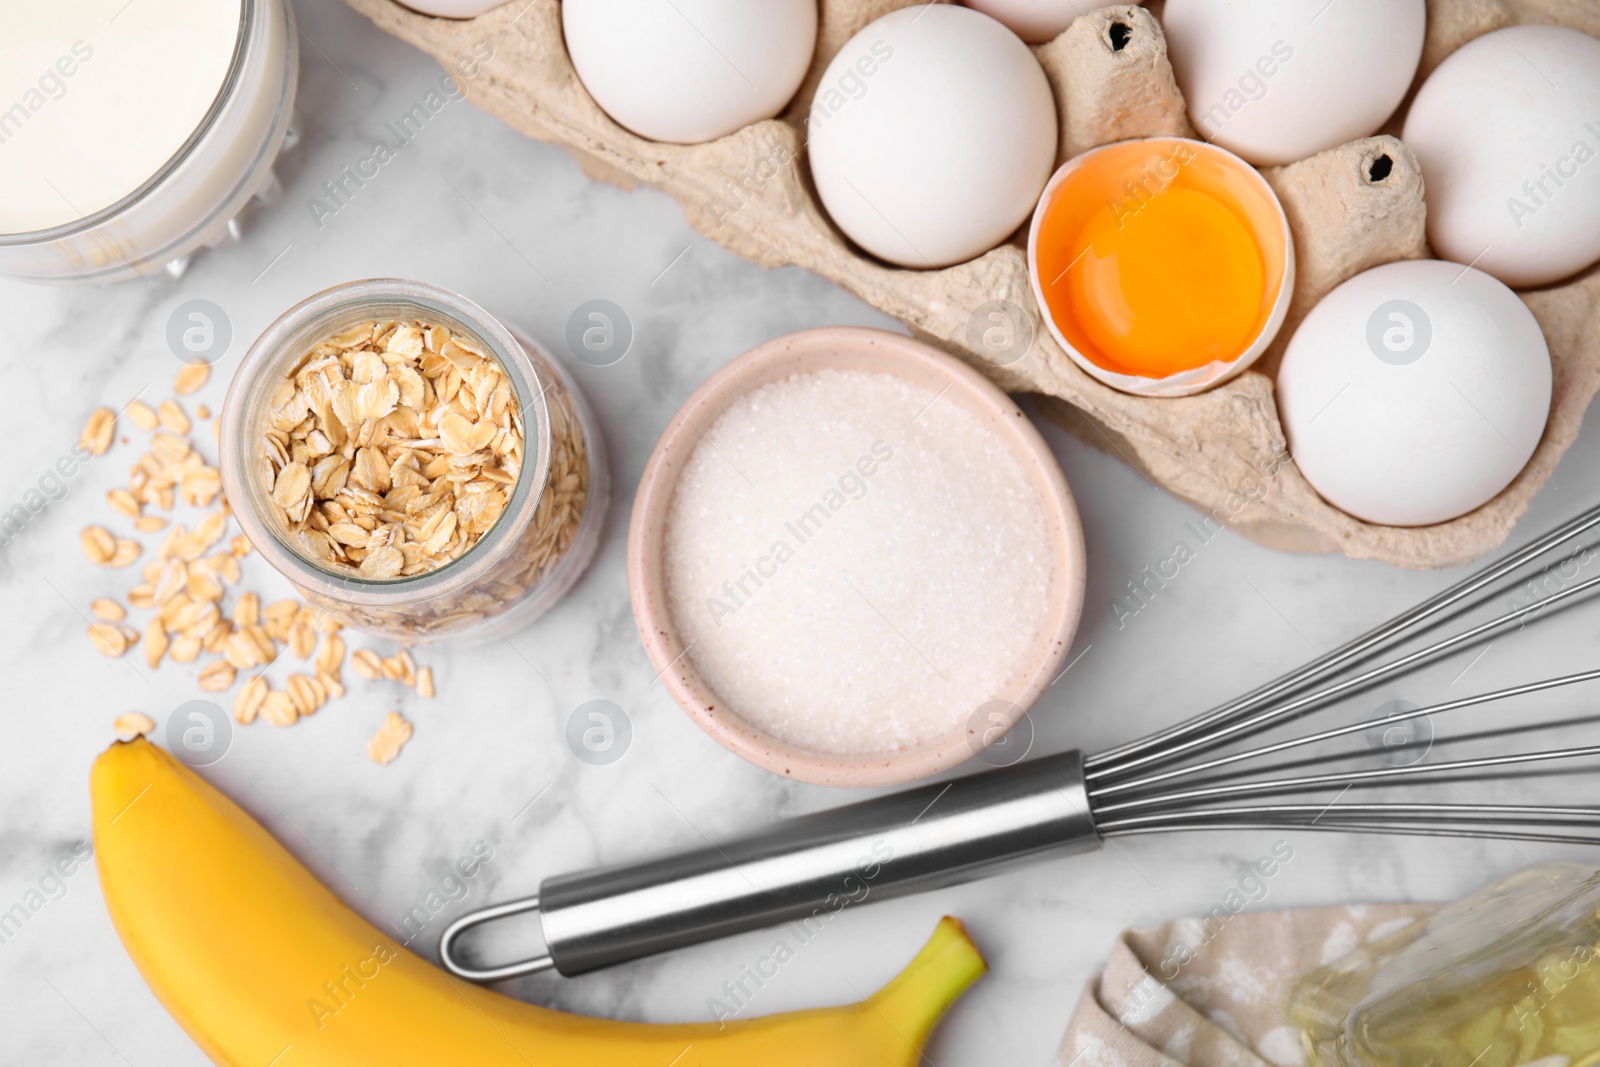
left=1080, top=503, right=1600, bottom=846
left=1087, top=502, right=1600, bottom=781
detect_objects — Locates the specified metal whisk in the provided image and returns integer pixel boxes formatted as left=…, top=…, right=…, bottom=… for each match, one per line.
left=443, top=504, right=1600, bottom=982
left=1085, top=502, right=1600, bottom=848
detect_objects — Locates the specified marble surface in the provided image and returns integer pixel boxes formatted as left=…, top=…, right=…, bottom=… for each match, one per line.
left=5, top=3, right=1600, bottom=1064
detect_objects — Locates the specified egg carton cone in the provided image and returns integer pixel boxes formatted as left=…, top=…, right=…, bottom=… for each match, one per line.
left=346, top=0, right=1600, bottom=568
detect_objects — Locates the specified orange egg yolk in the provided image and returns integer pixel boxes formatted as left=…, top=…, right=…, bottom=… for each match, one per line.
left=1033, top=138, right=1287, bottom=380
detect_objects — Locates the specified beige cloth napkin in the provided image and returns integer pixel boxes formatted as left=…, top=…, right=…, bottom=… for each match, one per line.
left=1057, top=904, right=1437, bottom=1067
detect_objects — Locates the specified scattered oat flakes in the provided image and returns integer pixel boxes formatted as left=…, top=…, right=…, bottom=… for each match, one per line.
left=202, top=618, right=232, bottom=654
left=261, top=690, right=299, bottom=727
left=197, top=661, right=236, bottom=692
left=196, top=404, right=211, bottom=420
left=88, top=623, right=136, bottom=657
left=81, top=526, right=116, bottom=564
left=80, top=407, right=115, bottom=456
left=351, top=648, right=382, bottom=680
left=288, top=619, right=316, bottom=659
left=153, top=560, right=186, bottom=605
left=174, top=362, right=210, bottom=396
left=187, top=568, right=224, bottom=604
left=80, top=398, right=443, bottom=756
left=107, top=488, right=141, bottom=519
left=126, top=400, right=159, bottom=431
left=145, top=620, right=168, bottom=668
left=381, top=649, right=416, bottom=687
left=232, top=592, right=260, bottom=627
left=158, top=399, right=191, bottom=434
left=223, top=629, right=269, bottom=669
left=287, top=673, right=323, bottom=716
left=368, top=711, right=413, bottom=765
left=234, top=676, right=268, bottom=724
left=108, top=538, right=141, bottom=568
left=263, top=599, right=299, bottom=635
left=318, top=670, right=345, bottom=701
left=415, top=666, right=434, bottom=698
left=315, top=634, right=345, bottom=674
left=113, top=712, right=155, bottom=741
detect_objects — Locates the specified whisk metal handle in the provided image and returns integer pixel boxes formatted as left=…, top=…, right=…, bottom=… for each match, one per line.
left=441, top=750, right=1100, bottom=979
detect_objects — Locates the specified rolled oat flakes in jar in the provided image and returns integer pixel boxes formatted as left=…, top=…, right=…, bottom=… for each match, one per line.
left=219, top=279, right=608, bottom=642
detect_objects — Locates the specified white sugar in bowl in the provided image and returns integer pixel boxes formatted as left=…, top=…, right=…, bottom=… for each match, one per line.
left=1277, top=260, right=1551, bottom=528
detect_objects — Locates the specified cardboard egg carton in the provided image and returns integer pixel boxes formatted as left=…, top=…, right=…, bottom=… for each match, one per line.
left=347, top=0, right=1600, bottom=567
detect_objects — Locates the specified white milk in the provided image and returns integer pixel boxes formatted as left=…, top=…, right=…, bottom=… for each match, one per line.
left=0, top=0, right=243, bottom=234
left=0, top=0, right=296, bottom=283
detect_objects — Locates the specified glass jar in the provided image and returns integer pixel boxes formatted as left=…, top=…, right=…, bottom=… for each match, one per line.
left=218, top=279, right=609, bottom=643
left=1289, top=864, right=1600, bottom=1067
left=0, top=0, right=299, bottom=283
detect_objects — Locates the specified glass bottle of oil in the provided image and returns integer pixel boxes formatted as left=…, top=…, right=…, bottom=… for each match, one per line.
left=1289, top=864, right=1600, bottom=1067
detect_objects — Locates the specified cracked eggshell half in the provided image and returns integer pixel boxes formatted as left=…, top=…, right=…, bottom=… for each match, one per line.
left=1027, top=137, right=1294, bottom=398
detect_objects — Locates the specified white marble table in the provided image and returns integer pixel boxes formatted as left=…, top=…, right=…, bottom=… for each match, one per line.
left=4, top=4, right=1599, bottom=1063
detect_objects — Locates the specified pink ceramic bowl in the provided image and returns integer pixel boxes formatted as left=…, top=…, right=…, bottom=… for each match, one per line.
left=627, top=327, right=1087, bottom=787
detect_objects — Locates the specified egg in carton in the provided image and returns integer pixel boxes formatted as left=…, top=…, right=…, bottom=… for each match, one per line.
left=347, top=0, right=1600, bottom=568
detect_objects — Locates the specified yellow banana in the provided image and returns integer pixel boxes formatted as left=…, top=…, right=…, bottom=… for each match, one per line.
left=91, top=738, right=985, bottom=1066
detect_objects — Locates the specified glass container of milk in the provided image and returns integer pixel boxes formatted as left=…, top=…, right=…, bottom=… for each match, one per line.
left=0, top=0, right=298, bottom=283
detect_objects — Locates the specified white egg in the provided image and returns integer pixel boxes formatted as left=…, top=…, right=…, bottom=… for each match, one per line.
left=394, top=0, right=506, bottom=17
left=563, top=0, right=816, bottom=145
left=1403, top=26, right=1600, bottom=290
left=1161, top=0, right=1425, bottom=166
left=1278, top=260, right=1550, bottom=528
left=808, top=5, right=1057, bottom=269
left=962, top=0, right=1129, bottom=44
